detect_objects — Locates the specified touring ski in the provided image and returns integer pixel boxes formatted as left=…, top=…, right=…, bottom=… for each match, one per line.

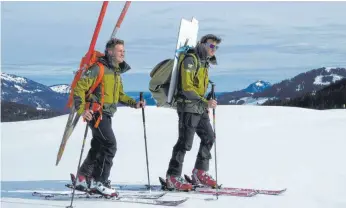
left=158, top=177, right=256, bottom=197
left=32, top=191, right=165, bottom=200
left=101, top=177, right=284, bottom=197
left=32, top=191, right=188, bottom=206
left=184, top=174, right=287, bottom=195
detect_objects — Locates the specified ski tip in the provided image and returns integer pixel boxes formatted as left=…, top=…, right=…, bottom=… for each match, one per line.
left=55, top=157, right=61, bottom=166
left=256, top=188, right=287, bottom=195
left=182, top=197, right=189, bottom=202
left=277, top=188, right=287, bottom=194
left=172, top=197, right=189, bottom=205
left=204, top=197, right=218, bottom=201
left=277, top=188, right=287, bottom=192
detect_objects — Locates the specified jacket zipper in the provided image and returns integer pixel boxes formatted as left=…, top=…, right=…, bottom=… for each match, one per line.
left=204, top=63, right=209, bottom=94
left=113, top=72, right=117, bottom=103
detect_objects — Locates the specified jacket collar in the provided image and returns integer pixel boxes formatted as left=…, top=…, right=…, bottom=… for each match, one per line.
left=98, top=56, right=131, bottom=73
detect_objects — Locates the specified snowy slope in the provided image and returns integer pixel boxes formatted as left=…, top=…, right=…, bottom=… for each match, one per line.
left=1, top=106, right=346, bottom=208
left=313, top=74, right=344, bottom=85
left=49, top=84, right=70, bottom=94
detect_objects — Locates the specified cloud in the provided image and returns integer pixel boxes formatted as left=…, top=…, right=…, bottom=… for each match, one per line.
left=2, top=64, right=77, bottom=76
left=2, top=1, right=346, bottom=88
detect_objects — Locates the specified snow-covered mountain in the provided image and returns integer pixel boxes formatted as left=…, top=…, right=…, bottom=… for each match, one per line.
left=49, top=84, right=71, bottom=94
left=217, top=80, right=272, bottom=105
left=256, top=67, right=346, bottom=99
left=263, top=77, right=346, bottom=109
left=218, top=67, right=346, bottom=105
left=1, top=73, right=69, bottom=113
left=1, top=73, right=48, bottom=94
left=243, top=80, right=272, bottom=93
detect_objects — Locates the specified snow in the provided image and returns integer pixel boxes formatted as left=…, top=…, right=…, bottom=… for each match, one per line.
left=255, top=81, right=264, bottom=87
left=324, top=67, right=336, bottom=73
left=314, top=74, right=344, bottom=85
left=13, top=85, right=33, bottom=94
left=251, top=97, right=269, bottom=105
left=1, top=106, right=346, bottom=208
left=1, top=73, right=27, bottom=84
left=50, top=85, right=70, bottom=94
left=36, top=107, right=48, bottom=111
left=229, top=97, right=269, bottom=105
left=296, top=84, right=303, bottom=91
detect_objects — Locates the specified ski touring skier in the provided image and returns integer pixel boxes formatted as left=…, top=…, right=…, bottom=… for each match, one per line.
left=72, top=38, right=146, bottom=197
left=165, top=34, right=222, bottom=191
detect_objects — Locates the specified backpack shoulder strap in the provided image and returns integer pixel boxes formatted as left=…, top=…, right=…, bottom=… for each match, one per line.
left=86, top=62, right=105, bottom=128
left=176, top=52, right=200, bottom=94
left=86, top=62, right=105, bottom=97
left=184, top=53, right=200, bottom=78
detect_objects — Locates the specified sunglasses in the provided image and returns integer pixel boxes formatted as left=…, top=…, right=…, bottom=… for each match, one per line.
left=205, top=42, right=219, bottom=51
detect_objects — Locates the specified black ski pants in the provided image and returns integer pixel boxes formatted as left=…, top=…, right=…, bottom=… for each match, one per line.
left=78, top=113, right=117, bottom=182
left=166, top=111, right=215, bottom=177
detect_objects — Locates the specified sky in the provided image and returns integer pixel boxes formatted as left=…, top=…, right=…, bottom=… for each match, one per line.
left=2, top=1, right=346, bottom=92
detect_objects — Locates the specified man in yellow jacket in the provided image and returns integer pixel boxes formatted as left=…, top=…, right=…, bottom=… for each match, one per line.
left=73, top=38, right=145, bottom=197
left=166, top=34, right=221, bottom=191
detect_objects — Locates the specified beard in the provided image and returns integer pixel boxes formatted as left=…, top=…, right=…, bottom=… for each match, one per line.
left=106, top=52, right=118, bottom=69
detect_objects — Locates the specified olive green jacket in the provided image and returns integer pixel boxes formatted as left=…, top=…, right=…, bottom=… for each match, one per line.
left=176, top=45, right=211, bottom=114
left=73, top=57, right=137, bottom=116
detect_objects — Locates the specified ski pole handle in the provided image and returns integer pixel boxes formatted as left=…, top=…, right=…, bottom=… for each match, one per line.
left=140, top=92, right=144, bottom=108
left=211, top=84, right=216, bottom=100
left=140, top=91, right=143, bottom=102
left=140, top=92, right=145, bottom=122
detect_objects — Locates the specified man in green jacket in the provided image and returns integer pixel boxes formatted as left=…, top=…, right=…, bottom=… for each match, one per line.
left=166, top=34, right=221, bottom=191
left=73, top=38, right=145, bottom=197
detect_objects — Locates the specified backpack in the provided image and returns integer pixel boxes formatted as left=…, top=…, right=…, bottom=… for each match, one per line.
left=149, top=46, right=199, bottom=108
left=66, top=50, right=105, bottom=128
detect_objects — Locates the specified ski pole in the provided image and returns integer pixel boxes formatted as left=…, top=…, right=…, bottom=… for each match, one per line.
left=140, top=92, right=151, bottom=193
left=211, top=83, right=219, bottom=200
left=67, top=123, right=89, bottom=208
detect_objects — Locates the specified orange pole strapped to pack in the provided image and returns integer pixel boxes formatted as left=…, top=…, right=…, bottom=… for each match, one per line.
left=66, top=1, right=109, bottom=109
left=111, top=1, right=131, bottom=39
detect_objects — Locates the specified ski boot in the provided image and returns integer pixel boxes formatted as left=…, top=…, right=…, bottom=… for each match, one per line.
left=166, top=175, right=193, bottom=191
left=91, top=180, right=118, bottom=198
left=191, top=168, right=217, bottom=188
left=73, top=174, right=90, bottom=192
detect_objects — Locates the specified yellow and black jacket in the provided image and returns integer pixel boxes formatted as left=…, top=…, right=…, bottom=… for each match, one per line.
left=176, top=45, right=213, bottom=114
left=73, top=57, right=137, bottom=116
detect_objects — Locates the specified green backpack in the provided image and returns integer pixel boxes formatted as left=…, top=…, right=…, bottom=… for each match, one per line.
left=149, top=47, right=199, bottom=108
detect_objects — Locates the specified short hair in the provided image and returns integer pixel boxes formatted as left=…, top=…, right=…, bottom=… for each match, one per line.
left=200, top=34, right=221, bottom=44
left=106, top=38, right=124, bottom=50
